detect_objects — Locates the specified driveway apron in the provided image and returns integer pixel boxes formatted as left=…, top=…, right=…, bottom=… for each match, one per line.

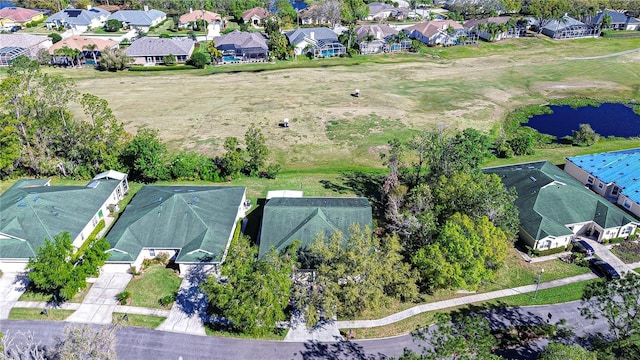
left=0, top=272, right=28, bottom=319
left=66, top=272, right=132, bottom=324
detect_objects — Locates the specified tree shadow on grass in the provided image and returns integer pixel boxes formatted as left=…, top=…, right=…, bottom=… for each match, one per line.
left=320, top=171, right=386, bottom=220
left=301, top=339, right=388, bottom=360
left=174, top=264, right=211, bottom=323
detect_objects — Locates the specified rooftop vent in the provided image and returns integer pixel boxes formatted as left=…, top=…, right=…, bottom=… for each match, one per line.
left=87, top=180, right=100, bottom=189
left=530, top=176, right=537, bottom=182
left=157, top=197, right=163, bottom=202
left=17, top=203, right=27, bottom=207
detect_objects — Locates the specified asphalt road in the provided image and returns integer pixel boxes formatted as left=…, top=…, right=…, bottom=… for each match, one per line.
left=0, top=300, right=609, bottom=360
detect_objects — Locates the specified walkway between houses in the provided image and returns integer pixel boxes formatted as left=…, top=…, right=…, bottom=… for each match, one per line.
left=65, top=272, right=131, bottom=324
left=336, top=273, right=597, bottom=329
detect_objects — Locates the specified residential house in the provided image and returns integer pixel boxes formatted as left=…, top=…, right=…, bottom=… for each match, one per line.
left=107, top=9, right=167, bottom=32
left=178, top=9, right=223, bottom=29
left=241, top=7, right=269, bottom=28
left=214, top=30, right=268, bottom=61
left=0, top=34, right=51, bottom=66
left=104, top=186, right=247, bottom=274
left=49, top=36, right=118, bottom=65
left=484, top=161, right=637, bottom=252
left=565, top=149, right=640, bottom=220
left=463, top=16, right=525, bottom=41
left=125, top=37, right=195, bottom=65
left=591, top=9, right=640, bottom=31
left=366, top=2, right=406, bottom=21
left=46, top=7, right=110, bottom=32
left=285, top=27, right=346, bottom=58
left=356, top=24, right=410, bottom=54
left=403, top=20, right=466, bottom=46
left=0, top=171, right=128, bottom=272
left=257, top=197, right=373, bottom=259
left=538, top=15, right=598, bottom=39
left=0, top=7, right=44, bottom=30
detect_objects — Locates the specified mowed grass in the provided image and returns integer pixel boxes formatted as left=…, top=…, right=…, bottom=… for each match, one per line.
left=112, top=312, right=166, bottom=329
left=344, top=279, right=596, bottom=339
left=124, top=265, right=182, bottom=309
left=9, top=308, right=75, bottom=321
left=51, top=37, right=640, bottom=173
left=19, top=283, right=93, bottom=303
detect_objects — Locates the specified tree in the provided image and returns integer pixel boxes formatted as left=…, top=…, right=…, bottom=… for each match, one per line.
left=53, top=325, right=117, bottom=360
left=36, top=48, right=51, bottom=65
left=275, top=0, right=297, bottom=24
left=104, top=19, right=123, bottom=32
left=201, top=235, right=296, bottom=337
left=509, top=131, right=535, bottom=155
left=83, top=43, right=98, bottom=66
left=341, top=0, right=369, bottom=49
left=206, top=40, right=223, bottom=63
left=27, top=232, right=109, bottom=301
left=411, top=213, right=509, bottom=291
left=163, top=53, right=177, bottom=65
left=572, top=123, right=599, bottom=146
left=600, top=13, right=612, bottom=29
left=400, top=312, right=502, bottom=360
left=538, top=342, right=596, bottom=360
left=48, top=32, right=62, bottom=44
left=525, top=0, right=571, bottom=33
left=121, top=128, right=169, bottom=182
left=244, top=125, right=268, bottom=176
left=0, top=330, right=47, bottom=360
left=580, top=273, right=640, bottom=354
left=99, top=47, right=132, bottom=71
left=295, top=225, right=418, bottom=326
left=221, top=136, right=245, bottom=178
left=188, top=51, right=211, bottom=69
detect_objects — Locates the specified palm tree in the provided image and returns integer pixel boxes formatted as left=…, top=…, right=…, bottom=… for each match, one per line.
left=83, top=43, right=98, bottom=66
left=506, top=18, right=517, bottom=37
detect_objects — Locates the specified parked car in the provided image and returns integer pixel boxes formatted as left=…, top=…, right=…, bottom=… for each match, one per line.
left=589, top=258, right=621, bottom=280
left=572, top=239, right=595, bottom=256
left=10, top=25, right=21, bottom=32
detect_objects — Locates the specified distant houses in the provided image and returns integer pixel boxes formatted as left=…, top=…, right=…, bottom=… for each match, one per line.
left=214, top=30, right=269, bottom=62
left=178, top=9, right=223, bottom=29
left=107, top=9, right=167, bottom=32
left=241, top=7, right=269, bottom=28
left=404, top=20, right=466, bottom=46
left=0, top=6, right=43, bottom=30
left=46, top=7, right=110, bottom=32
left=535, top=15, right=599, bottom=39
left=285, top=27, right=346, bottom=58
left=0, top=34, right=52, bottom=66
left=591, top=9, right=640, bottom=31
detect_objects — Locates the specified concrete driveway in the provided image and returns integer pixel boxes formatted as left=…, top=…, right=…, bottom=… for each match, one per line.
left=66, top=272, right=132, bottom=324
left=0, top=272, right=28, bottom=319
left=580, top=237, right=631, bottom=274
left=157, top=266, right=209, bottom=335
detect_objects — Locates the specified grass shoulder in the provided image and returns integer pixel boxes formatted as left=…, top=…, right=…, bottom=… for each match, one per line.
left=124, top=265, right=181, bottom=309
left=9, top=308, right=75, bottom=321
left=18, top=282, right=93, bottom=303
left=112, top=312, right=166, bottom=329
left=204, top=324, right=286, bottom=340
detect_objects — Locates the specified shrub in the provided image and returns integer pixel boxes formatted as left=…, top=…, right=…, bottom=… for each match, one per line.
left=159, top=294, right=176, bottom=307
left=262, top=163, right=282, bottom=179
left=159, top=33, right=171, bottom=38
left=187, top=52, right=210, bottom=69
left=155, top=252, right=170, bottom=265
left=48, top=33, right=62, bottom=44
left=536, top=246, right=567, bottom=257
left=117, top=291, right=131, bottom=304
left=129, top=266, right=140, bottom=276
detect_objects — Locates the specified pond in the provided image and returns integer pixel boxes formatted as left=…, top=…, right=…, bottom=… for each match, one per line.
left=524, top=103, right=640, bottom=139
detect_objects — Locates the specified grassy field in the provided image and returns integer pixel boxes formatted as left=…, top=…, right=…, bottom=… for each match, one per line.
left=124, top=265, right=182, bottom=308
left=112, top=312, right=166, bottom=329
left=18, top=283, right=93, bottom=303
left=43, top=36, right=640, bottom=174
left=344, top=278, right=597, bottom=339
left=9, top=308, right=75, bottom=321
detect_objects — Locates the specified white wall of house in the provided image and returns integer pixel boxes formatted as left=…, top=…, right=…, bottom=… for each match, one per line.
left=0, top=259, right=28, bottom=273
left=618, top=194, right=640, bottom=218
left=71, top=182, right=125, bottom=249
left=534, top=234, right=572, bottom=251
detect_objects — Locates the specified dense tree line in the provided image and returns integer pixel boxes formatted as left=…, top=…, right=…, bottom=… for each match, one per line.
left=380, top=128, right=518, bottom=291
left=0, top=58, right=278, bottom=182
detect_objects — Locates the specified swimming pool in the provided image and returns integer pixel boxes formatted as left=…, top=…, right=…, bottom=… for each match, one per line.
left=222, top=55, right=240, bottom=63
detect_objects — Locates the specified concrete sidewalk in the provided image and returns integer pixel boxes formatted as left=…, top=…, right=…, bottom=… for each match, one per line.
left=0, top=273, right=28, bottom=319
left=336, top=273, right=597, bottom=329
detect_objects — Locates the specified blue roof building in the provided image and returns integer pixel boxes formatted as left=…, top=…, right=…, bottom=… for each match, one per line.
left=107, top=9, right=166, bottom=31
left=591, top=9, right=640, bottom=31
left=45, top=7, right=109, bottom=30
left=565, top=148, right=640, bottom=220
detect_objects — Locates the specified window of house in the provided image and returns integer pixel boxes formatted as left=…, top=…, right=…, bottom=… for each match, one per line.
left=597, top=182, right=604, bottom=189
left=92, top=215, right=98, bottom=226
left=587, top=176, right=594, bottom=184
left=612, top=187, right=620, bottom=196
left=624, top=199, right=632, bottom=210
left=149, top=249, right=156, bottom=257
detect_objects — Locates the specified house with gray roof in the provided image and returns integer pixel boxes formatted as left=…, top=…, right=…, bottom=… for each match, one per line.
left=104, top=186, right=247, bottom=273
left=356, top=24, right=410, bottom=54
left=484, top=161, right=637, bottom=252
left=214, top=30, right=268, bottom=62
left=366, top=2, right=407, bottom=21
left=591, top=9, right=640, bottom=31
left=258, top=197, right=372, bottom=259
left=45, top=7, right=109, bottom=32
left=0, top=172, right=128, bottom=272
left=106, top=9, right=166, bottom=32
left=538, top=15, right=598, bottom=39
left=0, top=34, right=52, bottom=66
left=125, top=37, right=195, bottom=65
left=284, top=27, right=345, bottom=58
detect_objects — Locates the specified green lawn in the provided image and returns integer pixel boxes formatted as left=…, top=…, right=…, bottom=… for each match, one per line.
left=19, top=283, right=93, bottom=303
left=112, top=312, right=166, bottom=329
left=204, top=325, right=287, bottom=340
left=344, top=279, right=597, bottom=339
left=9, top=308, right=74, bottom=321
left=124, top=265, right=182, bottom=309
left=610, top=241, right=640, bottom=264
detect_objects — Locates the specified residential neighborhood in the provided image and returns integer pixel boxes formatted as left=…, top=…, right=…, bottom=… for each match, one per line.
left=1, top=0, right=640, bottom=359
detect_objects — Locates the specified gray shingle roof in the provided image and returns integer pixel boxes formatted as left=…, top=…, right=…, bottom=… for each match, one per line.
left=105, top=186, right=246, bottom=264
left=258, top=197, right=372, bottom=258
left=0, top=179, right=120, bottom=259
left=46, top=8, right=109, bottom=27
left=107, top=9, right=166, bottom=27
left=543, top=15, right=587, bottom=31
left=214, top=30, right=268, bottom=50
left=356, top=24, right=398, bottom=40
left=285, top=27, right=339, bottom=45
left=125, top=37, right=195, bottom=57
left=592, top=9, right=640, bottom=25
